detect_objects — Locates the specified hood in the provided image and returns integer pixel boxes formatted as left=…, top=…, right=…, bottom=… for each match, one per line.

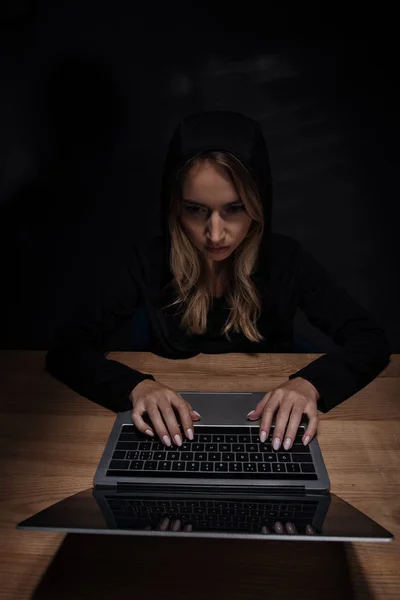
left=159, top=109, right=273, bottom=264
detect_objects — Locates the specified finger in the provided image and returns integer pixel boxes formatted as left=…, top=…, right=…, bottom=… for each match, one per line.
left=261, top=525, right=270, bottom=534
left=171, top=396, right=194, bottom=441
left=184, top=399, right=202, bottom=421
left=159, top=398, right=184, bottom=446
left=184, top=523, right=193, bottom=532
left=259, top=395, right=280, bottom=443
left=273, top=521, right=285, bottom=535
left=131, top=404, right=155, bottom=438
left=302, top=413, right=319, bottom=446
left=285, top=522, right=297, bottom=535
left=171, top=519, right=181, bottom=531
left=305, top=524, right=316, bottom=535
left=146, top=403, right=173, bottom=447
left=159, top=517, right=169, bottom=531
left=282, top=407, right=304, bottom=450
left=272, top=398, right=295, bottom=451
left=247, top=391, right=271, bottom=420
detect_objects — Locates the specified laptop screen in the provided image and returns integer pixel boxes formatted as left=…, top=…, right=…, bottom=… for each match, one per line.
left=16, top=489, right=393, bottom=543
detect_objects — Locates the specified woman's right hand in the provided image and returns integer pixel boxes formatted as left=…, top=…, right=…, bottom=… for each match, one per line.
left=129, top=379, right=201, bottom=448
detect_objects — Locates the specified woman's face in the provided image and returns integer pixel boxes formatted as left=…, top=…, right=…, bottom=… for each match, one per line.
left=179, top=162, right=253, bottom=267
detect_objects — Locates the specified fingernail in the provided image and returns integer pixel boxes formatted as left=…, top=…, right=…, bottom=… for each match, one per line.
left=259, top=429, right=266, bottom=443
left=162, top=435, right=171, bottom=447
left=247, top=410, right=255, bottom=418
left=286, top=522, right=295, bottom=534
left=187, top=428, right=194, bottom=440
left=174, top=434, right=182, bottom=446
left=172, top=519, right=181, bottom=531
left=145, top=429, right=154, bottom=437
left=303, top=435, right=310, bottom=446
left=192, top=410, right=201, bottom=418
left=283, top=437, right=292, bottom=450
left=273, top=437, right=281, bottom=450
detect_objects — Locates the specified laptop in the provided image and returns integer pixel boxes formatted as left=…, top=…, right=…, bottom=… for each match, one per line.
left=17, top=391, right=394, bottom=542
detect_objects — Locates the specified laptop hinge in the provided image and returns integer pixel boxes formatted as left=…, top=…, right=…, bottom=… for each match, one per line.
left=116, top=483, right=306, bottom=496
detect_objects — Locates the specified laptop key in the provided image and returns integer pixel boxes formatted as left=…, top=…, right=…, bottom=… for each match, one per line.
left=292, top=454, right=313, bottom=462
left=194, top=452, right=207, bottom=461
left=229, top=463, right=243, bottom=472
left=186, top=462, right=200, bottom=471
left=219, top=443, right=231, bottom=452
left=199, top=434, right=212, bottom=442
left=126, top=450, right=140, bottom=460
left=226, top=435, right=238, bottom=443
left=209, top=452, right=221, bottom=461
left=232, top=444, right=245, bottom=452
left=250, top=453, right=262, bottom=462
left=277, top=454, right=291, bottom=462
left=205, top=443, right=218, bottom=451
left=181, top=452, right=194, bottom=461
left=181, top=443, right=192, bottom=451
left=259, top=443, right=272, bottom=452
left=129, top=461, right=144, bottom=470
left=193, top=443, right=204, bottom=451
left=238, top=435, right=250, bottom=443
left=121, top=424, right=134, bottom=432
left=287, top=463, right=301, bottom=472
left=109, top=460, right=130, bottom=469
left=154, top=452, right=166, bottom=460
left=257, top=463, right=271, bottom=472
left=140, top=451, right=153, bottom=460
left=172, top=462, right=185, bottom=471
left=291, top=444, right=311, bottom=453
left=301, top=463, right=316, bottom=473
left=272, top=463, right=286, bottom=472
left=246, top=444, right=258, bottom=452
left=119, top=435, right=137, bottom=443
left=116, top=441, right=141, bottom=450
left=144, top=461, right=157, bottom=470
left=264, top=454, right=277, bottom=462
left=213, top=435, right=224, bottom=443
left=200, top=462, right=214, bottom=471
left=152, top=442, right=165, bottom=451
left=166, top=451, right=180, bottom=461
left=112, top=450, right=126, bottom=459
left=236, top=453, right=249, bottom=461
left=138, top=442, right=152, bottom=450
left=222, top=453, right=235, bottom=461
left=158, top=461, right=172, bottom=471
left=215, top=463, right=228, bottom=471
left=243, top=463, right=256, bottom=472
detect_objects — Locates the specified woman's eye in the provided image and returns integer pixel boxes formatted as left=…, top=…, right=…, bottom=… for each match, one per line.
left=184, top=205, right=205, bottom=214
left=227, top=205, right=244, bottom=212
left=183, top=204, right=245, bottom=215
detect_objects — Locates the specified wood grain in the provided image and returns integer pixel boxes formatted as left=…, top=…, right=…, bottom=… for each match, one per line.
left=0, top=351, right=399, bottom=599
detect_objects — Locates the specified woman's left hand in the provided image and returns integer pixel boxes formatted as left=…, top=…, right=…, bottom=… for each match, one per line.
left=247, top=377, right=320, bottom=451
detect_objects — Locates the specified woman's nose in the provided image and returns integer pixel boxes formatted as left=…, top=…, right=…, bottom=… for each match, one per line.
left=206, top=213, right=225, bottom=242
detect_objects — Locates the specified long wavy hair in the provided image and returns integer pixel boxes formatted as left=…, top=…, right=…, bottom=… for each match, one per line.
left=165, top=150, right=265, bottom=343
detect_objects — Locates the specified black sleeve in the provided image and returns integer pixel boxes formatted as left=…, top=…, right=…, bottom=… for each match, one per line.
left=287, top=242, right=392, bottom=413
left=45, top=253, right=155, bottom=413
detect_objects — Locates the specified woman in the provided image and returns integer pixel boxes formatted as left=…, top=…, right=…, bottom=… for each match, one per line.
left=46, top=110, right=391, bottom=452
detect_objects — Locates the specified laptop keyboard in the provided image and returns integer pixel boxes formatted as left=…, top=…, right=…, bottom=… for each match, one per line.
left=105, top=496, right=319, bottom=533
left=106, top=425, right=317, bottom=480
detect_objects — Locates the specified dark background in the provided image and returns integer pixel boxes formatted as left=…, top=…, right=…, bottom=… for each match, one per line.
left=0, top=1, right=398, bottom=353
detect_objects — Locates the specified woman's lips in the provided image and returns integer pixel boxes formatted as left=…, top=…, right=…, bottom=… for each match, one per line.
left=206, top=246, right=230, bottom=254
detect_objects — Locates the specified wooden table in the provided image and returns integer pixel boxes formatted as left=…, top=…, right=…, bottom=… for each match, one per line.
left=0, top=351, right=399, bottom=599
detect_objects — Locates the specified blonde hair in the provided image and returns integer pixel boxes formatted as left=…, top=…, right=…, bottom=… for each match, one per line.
left=165, top=150, right=265, bottom=343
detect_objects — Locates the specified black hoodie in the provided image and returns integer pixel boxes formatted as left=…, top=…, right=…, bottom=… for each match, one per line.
left=45, top=110, right=392, bottom=414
